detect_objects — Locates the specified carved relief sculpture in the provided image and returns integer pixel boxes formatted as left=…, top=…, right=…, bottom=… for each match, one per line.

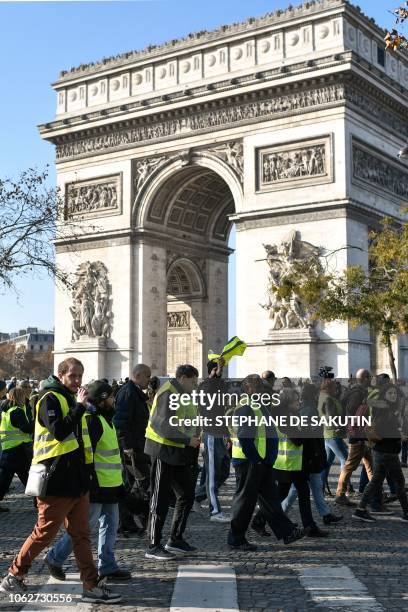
left=352, top=141, right=408, bottom=200
left=70, top=262, right=113, bottom=341
left=56, top=84, right=345, bottom=161
left=257, top=136, right=332, bottom=191
left=260, top=230, right=322, bottom=330
left=134, top=156, right=167, bottom=193
left=209, top=141, right=244, bottom=182
left=167, top=311, right=190, bottom=329
left=65, top=175, right=121, bottom=217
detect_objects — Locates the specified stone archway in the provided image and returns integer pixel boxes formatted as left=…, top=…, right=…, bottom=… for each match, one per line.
left=166, top=258, right=206, bottom=376
left=135, top=152, right=240, bottom=375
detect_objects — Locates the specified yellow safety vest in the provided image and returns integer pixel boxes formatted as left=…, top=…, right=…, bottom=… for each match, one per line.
left=273, top=429, right=303, bottom=471
left=231, top=401, right=266, bottom=460
left=81, top=415, right=93, bottom=465
left=93, top=414, right=123, bottom=488
left=145, top=380, right=197, bottom=448
left=0, top=405, right=31, bottom=451
left=32, top=391, right=79, bottom=464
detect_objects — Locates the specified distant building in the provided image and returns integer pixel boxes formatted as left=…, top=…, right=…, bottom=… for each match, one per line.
left=0, top=328, right=54, bottom=353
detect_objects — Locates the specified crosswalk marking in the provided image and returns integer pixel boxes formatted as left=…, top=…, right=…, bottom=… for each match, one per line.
left=294, top=565, right=384, bottom=611
left=20, top=573, right=91, bottom=612
left=170, top=564, right=238, bottom=612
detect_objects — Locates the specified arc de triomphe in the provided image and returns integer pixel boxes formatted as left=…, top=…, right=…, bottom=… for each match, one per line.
left=40, top=0, right=408, bottom=380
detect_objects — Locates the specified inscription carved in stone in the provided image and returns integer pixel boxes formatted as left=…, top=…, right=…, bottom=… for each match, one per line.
left=167, top=311, right=190, bottom=329
left=258, top=136, right=331, bottom=191
left=352, top=142, right=408, bottom=200
left=56, top=84, right=344, bottom=160
left=65, top=175, right=120, bottom=217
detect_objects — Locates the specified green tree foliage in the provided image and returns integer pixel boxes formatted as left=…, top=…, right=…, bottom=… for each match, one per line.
left=297, top=218, right=408, bottom=380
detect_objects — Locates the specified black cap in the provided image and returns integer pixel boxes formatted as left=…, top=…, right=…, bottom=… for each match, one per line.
left=86, top=380, right=113, bottom=404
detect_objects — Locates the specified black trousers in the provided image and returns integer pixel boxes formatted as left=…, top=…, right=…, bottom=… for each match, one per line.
left=148, top=458, right=196, bottom=546
left=277, top=473, right=315, bottom=528
left=0, top=447, right=31, bottom=500
left=361, top=450, right=408, bottom=511
left=252, top=471, right=315, bottom=530
left=228, top=462, right=295, bottom=545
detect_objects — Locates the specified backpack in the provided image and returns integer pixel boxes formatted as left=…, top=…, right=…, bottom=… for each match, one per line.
left=347, top=403, right=368, bottom=438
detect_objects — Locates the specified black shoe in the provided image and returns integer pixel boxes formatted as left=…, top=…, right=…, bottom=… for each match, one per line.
left=165, top=539, right=197, bottom=554
left=145, top=544, right=176, bottom=560
left=283, top=526, right=308, bottom=545
left=251, top=522, right=271, bottom=537
left=335, top=495, right=356, bottom=507
left=228, top=540, right=257, bottom=551
left=370, top=506, right=394, bottom=515
left=0, top=505, right=9, bottom=513
left=98, top=569, right=131, bottom=581
left=352, top=508, right=376, bottom=523
left=81, top=584, right=122, bottom=603
left=44, top=557, right=66, bottom=581
left=322, top=513, right=343, bottom=525
left=383, top=494, right=398, bottom=505
left=308, top=525, right=329, bottom=538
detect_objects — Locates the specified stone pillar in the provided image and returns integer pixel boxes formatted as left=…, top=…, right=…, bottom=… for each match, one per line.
left=132, top=240, right=167, bottom=375
left=202, top=258, right=229, bottom=375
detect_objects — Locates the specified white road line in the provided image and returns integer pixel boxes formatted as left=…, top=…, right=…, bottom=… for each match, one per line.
left=20, top=573, right=92, bottom=612
left=295, top=565, right=384, bottom=611
left=170, top=564, right=238, bottom=612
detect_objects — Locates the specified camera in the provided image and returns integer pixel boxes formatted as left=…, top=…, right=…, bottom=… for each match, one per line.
left=319, top=366, right=334, bottom=379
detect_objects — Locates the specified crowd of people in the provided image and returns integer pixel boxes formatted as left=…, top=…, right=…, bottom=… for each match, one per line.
left=0, top=359, right=407, bottom=603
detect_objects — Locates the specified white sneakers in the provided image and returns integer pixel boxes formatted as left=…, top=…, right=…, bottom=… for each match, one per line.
left=210, top=512, right=231, bottom=523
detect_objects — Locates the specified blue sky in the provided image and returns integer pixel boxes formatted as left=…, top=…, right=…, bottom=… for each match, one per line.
left=0, top=0, right=393, bottom=334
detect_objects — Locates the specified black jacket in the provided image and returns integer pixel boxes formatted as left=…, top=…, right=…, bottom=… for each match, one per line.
left=36, top=376, right=89, bottom=498
left=113, top=380, right=150, bottom=467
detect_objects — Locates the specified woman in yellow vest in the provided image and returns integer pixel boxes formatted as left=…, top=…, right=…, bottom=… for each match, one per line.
left=274, top=388, right=329, bottom=537
left=46, top=380, right=131, bottom=582
left=0, top=386, right=34, bottom=511
left=228, top=375, right=306, bottom=550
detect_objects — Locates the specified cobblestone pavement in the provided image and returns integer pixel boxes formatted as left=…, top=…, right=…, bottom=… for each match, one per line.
left=0, top=465, right=407, bottom=611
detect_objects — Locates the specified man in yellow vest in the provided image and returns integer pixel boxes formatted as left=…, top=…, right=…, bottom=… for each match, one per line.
left=45, top=380, right=132, bottom=582
left=145, top=364, right=200, bottom=560
left=228, top=375, right=306, bottom=550
left=0, top=358, right=121, bottom=604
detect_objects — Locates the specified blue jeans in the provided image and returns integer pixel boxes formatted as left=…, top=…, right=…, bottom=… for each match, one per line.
left=195, top=435, right=230, bottom=514
left=282, top=473, right=330, bottom=517
left=323, top=438, right=348, bottom=483
left=47, top=502, right=119, bottom=575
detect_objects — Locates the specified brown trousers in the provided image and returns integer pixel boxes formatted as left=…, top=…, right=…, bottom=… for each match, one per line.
left=10, top=493, right=98, bottom=590
left=336, top=441, right=373, bottom=497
